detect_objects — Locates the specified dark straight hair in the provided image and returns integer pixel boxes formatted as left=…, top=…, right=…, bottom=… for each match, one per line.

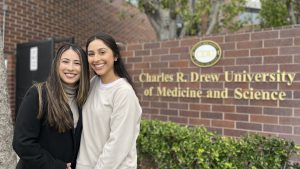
left=36, top=43, right=90, bottom=133
left=86, top=32, right=136, bottom=94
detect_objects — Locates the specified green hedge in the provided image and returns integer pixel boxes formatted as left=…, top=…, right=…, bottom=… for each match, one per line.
left=137, top=120, right=300, bottom=169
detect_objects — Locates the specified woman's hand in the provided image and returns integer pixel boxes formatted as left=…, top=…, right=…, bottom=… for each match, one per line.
left=66, top=163, right=72, bottom=169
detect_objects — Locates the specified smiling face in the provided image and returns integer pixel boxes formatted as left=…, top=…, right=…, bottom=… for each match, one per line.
left=58, top=48, right=81, bottom=86
left=87, top=39, right=118, bottom=83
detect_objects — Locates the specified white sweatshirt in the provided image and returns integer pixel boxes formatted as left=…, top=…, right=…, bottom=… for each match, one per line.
left=76, top=77, right=142, bottom=169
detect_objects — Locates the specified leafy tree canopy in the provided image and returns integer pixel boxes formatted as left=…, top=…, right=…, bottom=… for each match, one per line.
left=127, top=0, right=300, bottom=40
left=259, top=0, right=300, bottom=28
left=128, top=0, right=246, bottom=39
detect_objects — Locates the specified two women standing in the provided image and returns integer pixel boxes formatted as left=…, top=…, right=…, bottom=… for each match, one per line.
left=13, top=32, right=142, bottom=169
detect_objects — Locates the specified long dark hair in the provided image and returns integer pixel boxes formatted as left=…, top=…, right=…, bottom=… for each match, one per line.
left=36, top=43, right=90, bottom=133
left=86, top=32, right=136, bottom=93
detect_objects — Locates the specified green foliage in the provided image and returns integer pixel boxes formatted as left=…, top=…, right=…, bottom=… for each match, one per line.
left=259, top=0, right=290, bottom=28
left=137, top=120, right=300, bottom=169
left=134, top=0, right=246, bottom=36
left=221, top=0, right=247, bottom=32
left=180, top=0, right=211, bottom=35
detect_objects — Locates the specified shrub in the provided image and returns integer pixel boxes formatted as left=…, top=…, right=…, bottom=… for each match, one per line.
left=137, top=120, right=300, bottom=169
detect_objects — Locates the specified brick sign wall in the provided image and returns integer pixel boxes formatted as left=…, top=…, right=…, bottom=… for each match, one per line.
left=122, top=25, right=300, bottom=144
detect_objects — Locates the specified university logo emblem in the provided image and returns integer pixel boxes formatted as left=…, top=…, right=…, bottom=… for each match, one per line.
left=190, top=40, right=222, bottom=67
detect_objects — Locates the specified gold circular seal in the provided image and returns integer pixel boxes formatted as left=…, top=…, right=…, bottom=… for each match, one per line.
left=190, top=40, right=222, bottom=67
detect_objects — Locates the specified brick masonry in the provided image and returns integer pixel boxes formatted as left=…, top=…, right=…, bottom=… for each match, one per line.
left=122, top=25, right=300, bottom=146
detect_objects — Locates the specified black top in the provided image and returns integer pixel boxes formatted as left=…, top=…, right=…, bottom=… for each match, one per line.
left=13, top=86, right=82, bottom=169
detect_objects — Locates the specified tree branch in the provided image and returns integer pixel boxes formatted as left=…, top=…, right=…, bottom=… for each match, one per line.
left=206, top=0, right=222, bottom=35
left=287, top=0, right=297, bottom=24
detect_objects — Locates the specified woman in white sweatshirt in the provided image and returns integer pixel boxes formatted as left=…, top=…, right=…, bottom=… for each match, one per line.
left=76, top=32, right=142, bottom=169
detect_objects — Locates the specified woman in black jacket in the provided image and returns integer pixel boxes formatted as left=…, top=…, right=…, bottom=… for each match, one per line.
left=13, top=43, right=90, bottom=169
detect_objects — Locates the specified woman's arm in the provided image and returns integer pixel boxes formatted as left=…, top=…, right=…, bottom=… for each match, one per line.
left=94, top=88, right=141, bottom=169
left=13, top=87, right=67, bottom=169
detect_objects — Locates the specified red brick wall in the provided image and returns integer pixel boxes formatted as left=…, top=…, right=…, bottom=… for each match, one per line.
left=122, top=25, right=300, bottom=145
left=1, top=0, right=156, bottom=54
left=0, top=0, right=156, bottom=119
left=6, top=54, right=15, bottom=120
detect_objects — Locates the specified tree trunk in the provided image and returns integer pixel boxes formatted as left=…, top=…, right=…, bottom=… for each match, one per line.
left=294, top=0, right=300, bottom=24
left=206, top=0, right=222, bottom=35
left=0, top=32, right=17, bottom=169
left=287, top=0, right=297, bottom=24
left=147, top=8, right=177, bottom=40
left=142, top=0, right=177, bottom=40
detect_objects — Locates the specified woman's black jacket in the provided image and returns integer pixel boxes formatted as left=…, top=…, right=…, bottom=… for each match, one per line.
left=13, top=86, right=82, bottom=169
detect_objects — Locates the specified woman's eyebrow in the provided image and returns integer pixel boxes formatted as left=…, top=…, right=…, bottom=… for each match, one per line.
left=88, top=48, right=107, bottom=52
left=61, top=58, right=70, bottom=60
